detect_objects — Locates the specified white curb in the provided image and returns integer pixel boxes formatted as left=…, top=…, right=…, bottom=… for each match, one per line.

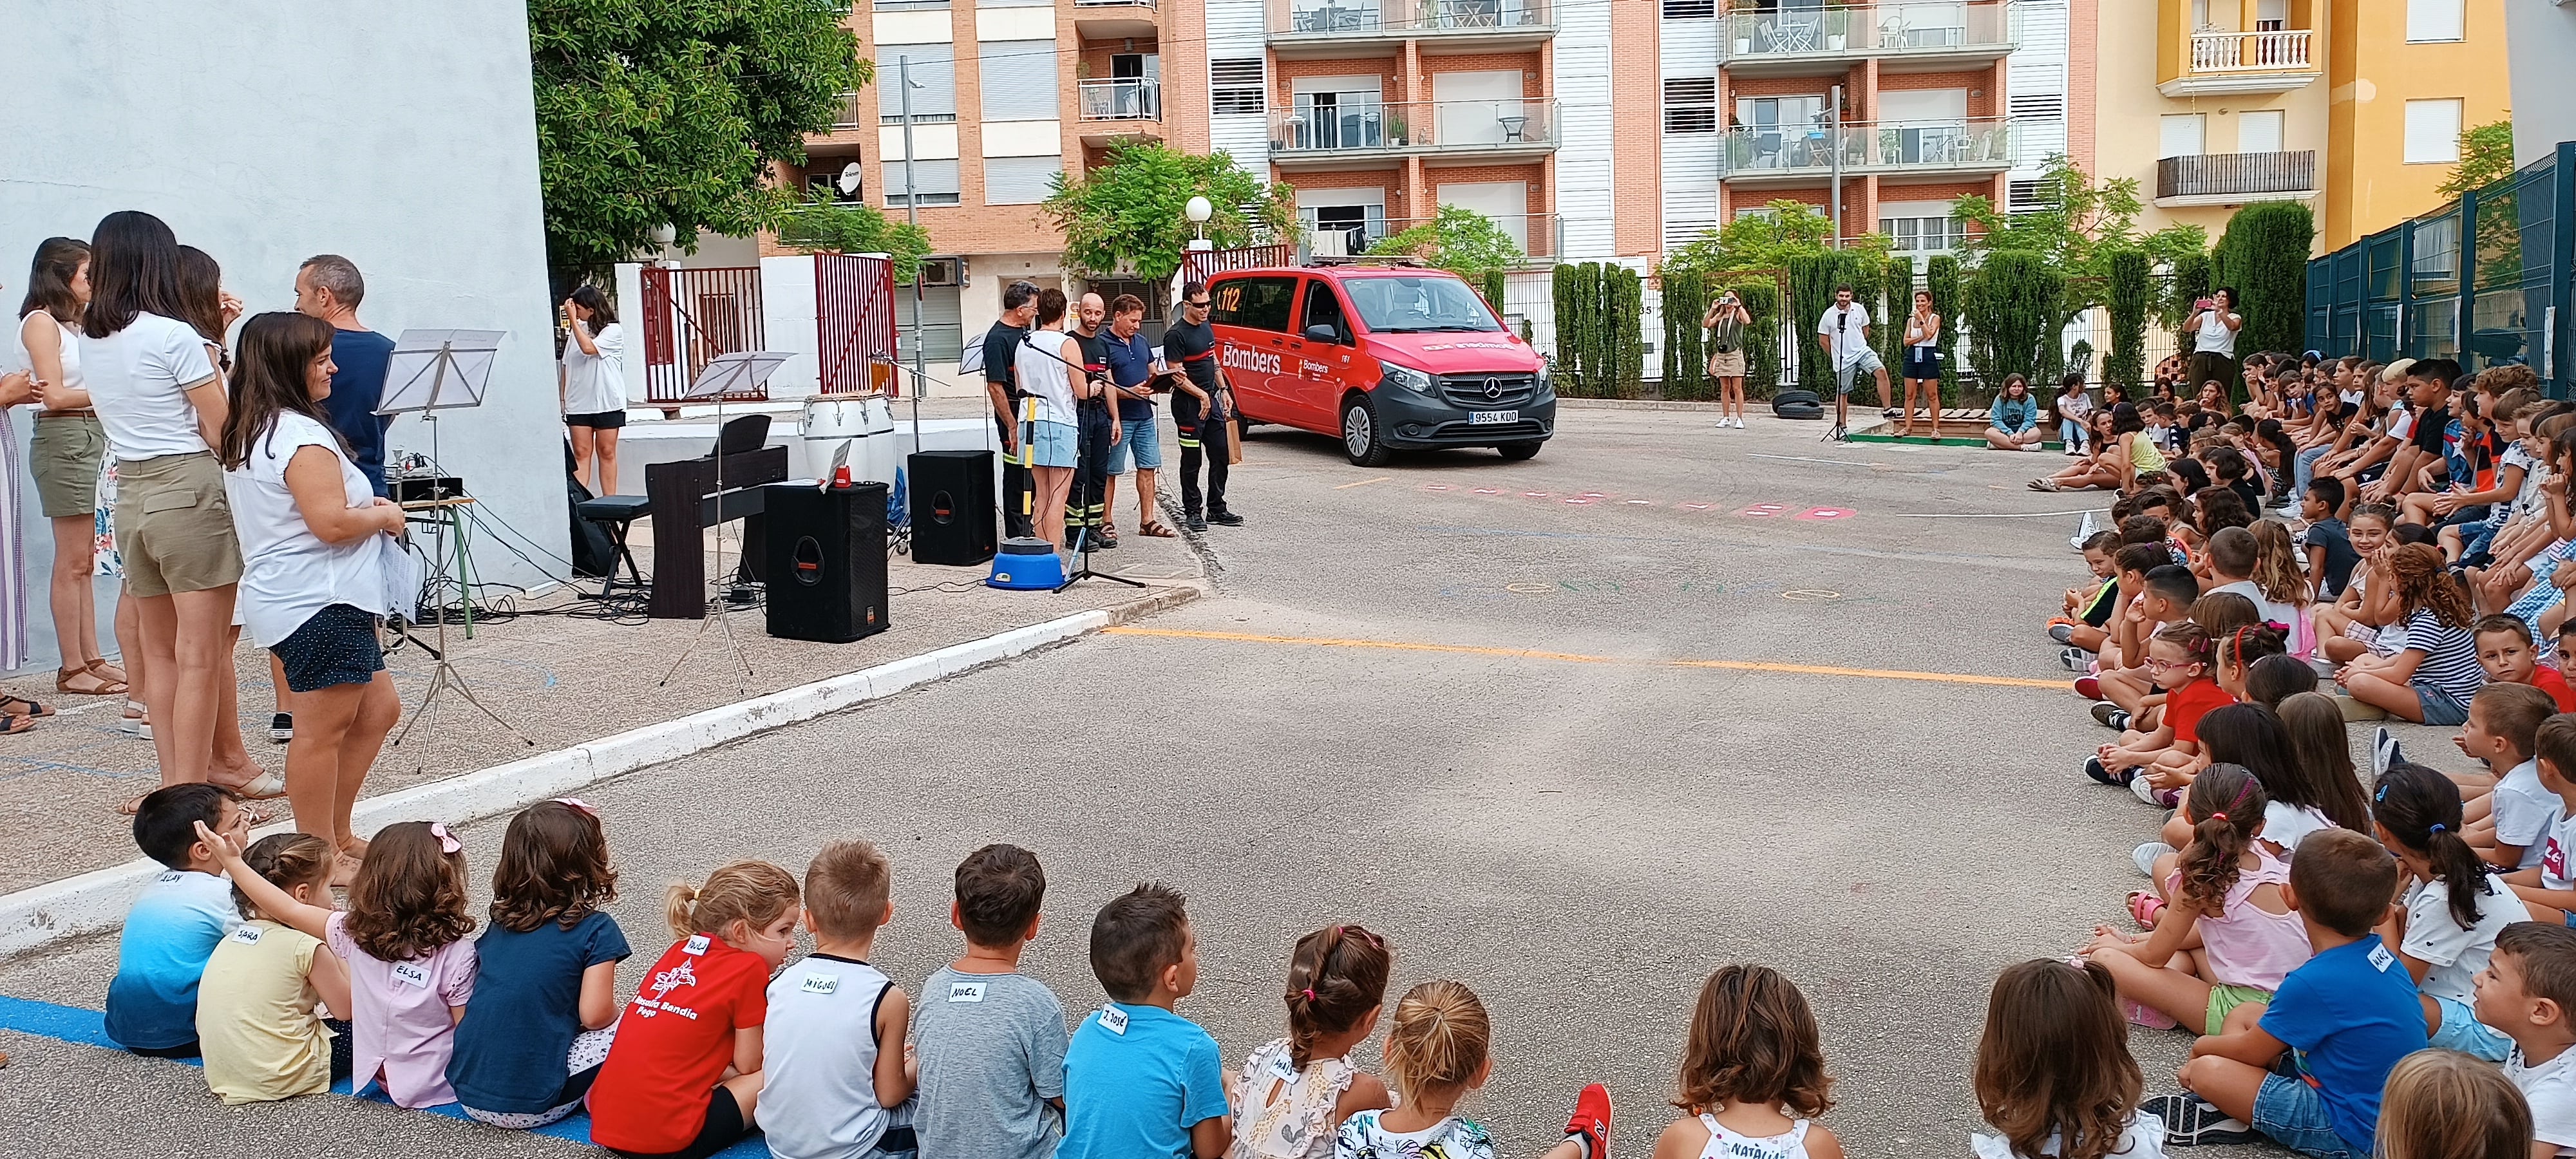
left=0, top=596, right=1191, bottom=961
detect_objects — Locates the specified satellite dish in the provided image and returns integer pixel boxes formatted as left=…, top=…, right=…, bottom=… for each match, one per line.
left=837, top=162, right=864, bottom=196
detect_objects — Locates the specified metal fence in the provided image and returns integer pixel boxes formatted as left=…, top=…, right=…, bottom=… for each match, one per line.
left=2307, top=141, right=2575, bottom=395
left=639, top=265, right=768, bottom=403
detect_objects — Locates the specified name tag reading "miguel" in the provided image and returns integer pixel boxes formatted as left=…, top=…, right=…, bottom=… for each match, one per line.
left=800, top=973, right=840, bottom=995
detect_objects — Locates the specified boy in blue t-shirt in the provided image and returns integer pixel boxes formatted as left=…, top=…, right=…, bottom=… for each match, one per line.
left=1059, top=883, right=1229, bottom=1159
left=2148, top=828, right=2428, bottom=1158
left=104, top=784, right=249, bottom=1056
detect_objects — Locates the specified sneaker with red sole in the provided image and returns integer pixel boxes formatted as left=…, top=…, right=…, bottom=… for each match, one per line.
left=2074, top=675, right=2102, bottom=701
left=1565, top=1082, right=1611, bottom=1159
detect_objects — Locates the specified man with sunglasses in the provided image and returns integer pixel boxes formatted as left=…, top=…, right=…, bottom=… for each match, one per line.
left=1160, top=281, right=1240, bottom=530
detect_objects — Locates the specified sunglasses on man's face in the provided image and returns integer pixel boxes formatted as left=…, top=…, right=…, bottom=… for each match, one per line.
left=1186, top=299, right=1211, bottom=309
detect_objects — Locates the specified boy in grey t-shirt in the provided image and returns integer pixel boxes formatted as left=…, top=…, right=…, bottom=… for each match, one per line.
left=912, top=844, right=1068, bottom=1159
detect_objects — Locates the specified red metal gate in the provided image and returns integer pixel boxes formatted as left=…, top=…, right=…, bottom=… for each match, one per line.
left=640, top=265, right=769, bottom=403
left=1182, top=243, right=1293, bottom=285
left=813, top=253, right=900, bottom=396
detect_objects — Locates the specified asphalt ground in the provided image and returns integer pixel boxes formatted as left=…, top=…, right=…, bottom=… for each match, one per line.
left=1, top=406, right=2454, bottom=1157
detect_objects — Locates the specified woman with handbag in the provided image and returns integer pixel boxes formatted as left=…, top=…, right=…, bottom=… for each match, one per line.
left=1703, top=290, right=1751, bottom=429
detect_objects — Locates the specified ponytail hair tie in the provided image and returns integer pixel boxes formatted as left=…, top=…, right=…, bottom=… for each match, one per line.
left=2430, top=823, right=2448, bottom=834
left=1301, top=988, right=1316, bottom=1003
left=2210, top=811, right=2228, bottom=821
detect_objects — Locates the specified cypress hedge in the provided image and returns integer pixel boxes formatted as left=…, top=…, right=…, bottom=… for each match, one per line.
left=1732, top=278, right=1782, bottom=398
left=1927, top=254, right=1962, bottom=408
left=1660, top=268, right=1709, bottom=400
left=2105, top=248, right=2150, bottom=395
left=1964, top=250, right=2064, bottom=389
left=1788, top=254, right=1839, bottom=397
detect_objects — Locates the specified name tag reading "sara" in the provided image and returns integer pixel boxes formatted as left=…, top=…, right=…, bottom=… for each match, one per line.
left=225, top=926, right=264, bottom=946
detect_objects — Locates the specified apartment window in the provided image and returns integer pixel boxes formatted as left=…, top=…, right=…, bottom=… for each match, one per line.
left=1663, top=77, right=1717, bottom=135
left=2008, top=179, right=2055, bottom=214
left=881, top=158, right=962, bottom=206
left=1662, top=0, right=1715, bottom=18
left=1212, top=59, right=1266, bottom=115
left=2009, top=92, right=2065, bottom=120
left=2407, top=0, right=2465, bottom=42
left=2405, top=99, right=2463, bottom=163
left=1880, top=216, right=1959, bottom=252
left=878, top=44, right=957, bottom=121
left=983, top=156, right=1062, bottom=205
left=2238, top=109, right=2284, bottom=154
left=2158, top=113, right=2206, bottom=159
left=979, top=40, right=1060, bottom=121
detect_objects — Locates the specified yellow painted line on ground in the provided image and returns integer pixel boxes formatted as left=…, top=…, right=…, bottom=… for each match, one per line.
left=1333, top=476, right=1393, bottom=489
left=1101, top=627, right=2065, bottom=689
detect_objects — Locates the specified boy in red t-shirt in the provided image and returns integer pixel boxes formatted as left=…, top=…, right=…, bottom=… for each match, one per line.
left=588, top=862, right=802, bottom=1159
left=2478, top=614, right=2576, bottom=711
left=2550, top=619, right=2576, bottom=711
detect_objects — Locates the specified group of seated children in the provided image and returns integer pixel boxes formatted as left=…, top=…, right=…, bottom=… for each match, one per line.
left=107, top=782, right=1905, bottom=1159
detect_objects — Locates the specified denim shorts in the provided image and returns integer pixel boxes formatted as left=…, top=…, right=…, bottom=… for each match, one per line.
left=2416, top=683, right=2473, bottom=726
left=1024, top=419, right=1077, bottom=469
left=2251, top=1073, right=2367, bottom=1159
left=1106, top=413, right=1162, bottom=473
left=2430, top=995, right=2514, bottom=1061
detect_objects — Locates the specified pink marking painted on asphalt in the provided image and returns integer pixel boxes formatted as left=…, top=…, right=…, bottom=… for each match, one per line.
left=1796, top=507, right=1857, bottom=520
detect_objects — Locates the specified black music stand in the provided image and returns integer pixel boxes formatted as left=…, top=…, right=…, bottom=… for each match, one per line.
left=659, top=351, right=793, bottom=693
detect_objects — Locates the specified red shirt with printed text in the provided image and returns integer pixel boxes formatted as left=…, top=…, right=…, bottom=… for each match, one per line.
left=585, top=934, right=770, bottom=1153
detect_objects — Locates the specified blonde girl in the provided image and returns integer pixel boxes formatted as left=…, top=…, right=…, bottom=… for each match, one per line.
left=1334, top=980, right=1609, bottom=1159
left=1232, top=925, right=1394, bottom=1158
left=1971, top=959, right=2164, bottom=1159
left=194, top=832, right=350, bottom=1104
left=2372, top=1049, right=2530, bottom=1159
left=1649, top=965, right=1844, bottom=1159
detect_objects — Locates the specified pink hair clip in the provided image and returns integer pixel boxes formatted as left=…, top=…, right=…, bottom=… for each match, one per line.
left=428, top=821, right=462, bottom=854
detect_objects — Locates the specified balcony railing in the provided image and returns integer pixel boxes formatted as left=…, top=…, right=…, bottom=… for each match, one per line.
left=1273, top=0, right=1552, bottom=37
left=1077, top=78, right=1162, bottom=121
left=829, top=91, right=867, bottom=129
left=1719, top=1, right=2018, bottom=62
left=1074, top=0, right=1153, bottom=6
left=1301, top=211, right=1562, bottom=259
left=2156, top=150, right=2318, bottom=201
left=1269, top=99, right=1559, bottom=158
left=2188, top=28, right=2312, bottom=73
left=1718, top=118, right=2018, bottom=177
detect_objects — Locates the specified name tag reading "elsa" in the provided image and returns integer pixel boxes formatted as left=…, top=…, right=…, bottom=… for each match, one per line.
left=1097, top=1005, right=1130, bottom=1035
left=949, top=981, right=987, bottom=1004
left=392, top=961, right=431, bottom=989
left=800, top=973, right=840, bottom=995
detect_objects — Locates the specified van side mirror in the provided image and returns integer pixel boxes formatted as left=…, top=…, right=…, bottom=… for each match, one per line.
left=1305, top=323, right=1341, bottom=344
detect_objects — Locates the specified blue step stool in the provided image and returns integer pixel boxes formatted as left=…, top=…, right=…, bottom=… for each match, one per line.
left=986, top=537, right=1065, bottom=590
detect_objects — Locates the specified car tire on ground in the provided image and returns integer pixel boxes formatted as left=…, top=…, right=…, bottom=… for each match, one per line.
left=1498, top=441, right=1542, bottom=461
left=1342, top=395, right=1392, bottom=467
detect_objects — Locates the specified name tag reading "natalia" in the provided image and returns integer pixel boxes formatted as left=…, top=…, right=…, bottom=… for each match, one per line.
left=1097, top=1005, right=1130, bottom=1035
left=949, top=981, right=987, bottom=1004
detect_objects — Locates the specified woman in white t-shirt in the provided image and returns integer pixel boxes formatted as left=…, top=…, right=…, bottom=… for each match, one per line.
left=79, top=211, right=267, bottom=807
left=217, top=313, right=408, bottom=875
left=2184, top=287, right=2242, bottom=407
left=1013, top=288, right=1082, bottom=553
left=17, top=236, right=133, bottom=714
left=557, top=285, right=627, bottom=498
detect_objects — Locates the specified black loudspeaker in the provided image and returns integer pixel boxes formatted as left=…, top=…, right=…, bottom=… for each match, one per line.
left=762, top=482, right=888, bottom=644
left=907, top=449, right=997, bottom=566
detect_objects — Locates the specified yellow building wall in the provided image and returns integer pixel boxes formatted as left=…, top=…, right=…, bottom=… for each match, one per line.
left=2098, top=0, right=2331, bottom=246
left=2324, top=0, right=2511, bottom=249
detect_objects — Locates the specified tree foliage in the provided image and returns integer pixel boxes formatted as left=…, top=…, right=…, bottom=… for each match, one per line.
left=2105, top=248, right=2150, bottom=393
left=1951, top=155, right=2206, bottom=310
left=1877, top=256, right=1915, bottom=373
left=1660, top=267, right=1710, bottom=400
left=1660, top=200, right=1889, bottom=279
left=1964, top=250, right=2065, bottom=388
left=1551, top=263, right=1643, bottom=398
left=775, top=191, right=934, bottom=282
left=1367, top=204, right=1526, bottom=281
left=1730, top=278, right=1783, bottom=397
left=1041, top=142, right=1294, bottom=282
left=1927, top=254, right=1962, bottom=404
left=2439, top=119, right=2519, bottom=201
left=2213, top=202, right=2315, bottom=371
left=2165, top=249, right=2214, bottom=354
left=530, top=0, right=869, bottom=283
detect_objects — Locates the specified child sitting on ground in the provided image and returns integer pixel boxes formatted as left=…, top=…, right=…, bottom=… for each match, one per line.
left=2053, top=532, right=2125, bottom=661
left=1334, top=979, right=1610, bottom=1159
left=2480, top=614, right=2576, bottom=711
left=2144, top=702, right=2370, bottom=874
left=2509, top=717, right=2576, bottom=925
left=1650, top=965, right=1842, bottom=1159
left=2214, top=623, right=2290, bottom=706
left=2372, top=1049, right=2534, bottom=1159
left=2338, top=543, right=2488, bottom=724
left=449, top=800, right=630, bottom=1127
left=1230, top=925, right=1393, bottom=1158
left=104, top=784, right=247, bottom=1058
left=913, top=843, right=1068, bottom=1159
left=1971, top=959, right=2166, bottom=1159
left=195, top=833, right=350, bottom=1104
left=2077, top=545, right=2184, bottom=680
left=2247, top=653, right=2321, bottom=707
left=2302, top=478, right=2361, bottom=599
left=761, top=839, right=918, bottom=1159
left=2084, top=765, right=2309, bottom=1034
left=1061, top=883, right=1231, bottom=1159
left=2458, top=684, right=2558, bottom=869
left=588, top=860, right=802, bottom=1159
left=2205, top=527, right=2298, bottom=629
left=2089, top=623, right=2231, bottom=788
left=204, top=819, right=479, bottom=1109
left=2313, top=504, right=2401, bottom=665
left=2475, top=921, right=2576, bottom=1157
left=2371, top=761, right=2530, bottom=1062
left=2152, top=828, right=2425, bottom=1156
left=2086, top=567, right=2206, bottom=724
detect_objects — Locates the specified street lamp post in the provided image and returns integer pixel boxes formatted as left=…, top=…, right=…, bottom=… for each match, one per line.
left=898, top=55, right=927, bottom=393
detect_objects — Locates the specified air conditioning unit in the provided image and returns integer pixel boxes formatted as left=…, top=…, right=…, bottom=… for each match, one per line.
left=919, top=258, right=961, bottom=287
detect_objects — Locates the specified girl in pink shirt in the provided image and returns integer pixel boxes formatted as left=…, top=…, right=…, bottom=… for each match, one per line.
left=206, top=818, right=477, bottom=1107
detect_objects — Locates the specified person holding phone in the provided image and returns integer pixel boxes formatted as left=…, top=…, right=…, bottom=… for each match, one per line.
left=1900, top=289, right=1942, bottom=440
left=1703, top=290, right=1750, bottom=429
left=557, top=285, right=625, bottom=498
left=2186, top=287, right=2243, bottom=407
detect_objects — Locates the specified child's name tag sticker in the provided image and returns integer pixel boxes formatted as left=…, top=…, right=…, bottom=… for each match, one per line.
left=1097, top=1005, right=1130, bottom=1035
left=800, top=972, right=839, bottom=995
left=2368, top=943, right=2399, bottom=972
left=949, top=981, right=987, bottom=1004
left=225, top=925, right=263, bottom=946
left=683, top=935, right=710, bottom=956
left=1266, top=1051, right=1301, bottom=1083
left=391, top=961, right=431, bottom=989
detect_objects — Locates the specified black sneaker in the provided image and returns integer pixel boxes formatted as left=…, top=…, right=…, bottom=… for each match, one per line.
left=269, top=713, right=292, bottom=744
left=1209, top=509, right=1244, bottom=527
left=2085, top=756, right=2135, bottom=787
left=2145, top=1093, right=2258, bottom=1146
left=1185, top=512, right=1208, bottom=532
left=2091, top=701, right=2130, bottom=730
left=2049, top=623, right=2077, bottom=645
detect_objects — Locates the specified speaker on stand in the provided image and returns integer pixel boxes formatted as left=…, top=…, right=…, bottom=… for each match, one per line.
left=762, top=480, right=889, bottom=644
left=907, top=449, right=997, bottom=566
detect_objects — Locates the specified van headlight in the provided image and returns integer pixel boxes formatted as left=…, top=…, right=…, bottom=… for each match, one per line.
left=1535, top=360, right=1555, bottom=396
left=1378, top=359, right=1435, bottom=395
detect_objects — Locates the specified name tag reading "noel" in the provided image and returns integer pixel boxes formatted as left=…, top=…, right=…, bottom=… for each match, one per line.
left=949, top=981, right=987, bottom=1004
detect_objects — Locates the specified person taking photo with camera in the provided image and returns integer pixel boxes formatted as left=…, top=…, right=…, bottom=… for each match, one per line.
left=1703, top=290, right=1750, bottom=430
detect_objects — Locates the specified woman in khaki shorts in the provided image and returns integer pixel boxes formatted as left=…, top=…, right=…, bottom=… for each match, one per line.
left=79, top=212, right=279, bottom=809
left=17, top=237, right=136, bottom=711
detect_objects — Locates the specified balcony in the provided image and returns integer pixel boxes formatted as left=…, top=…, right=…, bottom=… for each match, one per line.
left=2160, top=28, right=2319, bottom=97
left=1717, top=118, right=2017, bottom=185
left=1268, top=0, right=1555, bottom=56
left=1300, top=211, right=1562, bottom=259
left=1719, top=1, right=2019, bottom=77
left=1269, top=99, right=1560, bottom=169
left=828, top=91, right=867, bottom=131
left=1077, top=79, right=1161, bottom=122
left=1072, top=0, right=1158, bottom=41
left=2154, top=150, right=2318, bottom=207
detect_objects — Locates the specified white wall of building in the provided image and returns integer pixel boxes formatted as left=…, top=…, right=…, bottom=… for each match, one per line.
left=1, top=0, right=570, bottom=634
left=1553, top=2, right=1618, bottom=258
left=2505, top=3, right=2576, bottom=168
left=2007, top=0, right=2072, bottom=202
left=1659, top=12, right=1723, bottom=247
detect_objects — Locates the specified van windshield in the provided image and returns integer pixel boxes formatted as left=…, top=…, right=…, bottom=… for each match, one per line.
left=1343, top=276, right=1504, bottom=334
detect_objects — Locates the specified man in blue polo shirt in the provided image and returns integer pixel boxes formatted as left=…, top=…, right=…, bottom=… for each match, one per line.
left=1099, top=293, right=1203, bottom=540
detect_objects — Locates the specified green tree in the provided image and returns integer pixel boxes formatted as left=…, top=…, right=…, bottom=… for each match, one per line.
left=1951, top=155, right=2206, bottom=311
left=1879, top=256, right=1915, bottom=371
left=2212, top=202, right=2314, bottom=377
left=1609, top=267, right=1645, bottom=399
left=1927, top=254, right=1962, bottom=406
left=531, top=0, right=869, bottom=283
left=1789, top=253, right=1839, bottom=397
left=1367, top=205, right=1526, bottom=281
left=775, top=191, right=934, bottom=282
left=1660, top=268, right=1709, bottom=400
left=1041, top=142, right=1295, bottom=282
left=1964, top=251, right=2064, bottom=388
left=1661, top=200, right=1889, bottom=279
left=2165, top=249, right=2214, bottom=353
left=2105, top=248, right=2150, bottom=393
left=2439, top=119, right=2519, bottom=200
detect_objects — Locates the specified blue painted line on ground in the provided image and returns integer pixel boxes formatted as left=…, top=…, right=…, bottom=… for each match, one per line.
left=0, top=994, right=764, bottom=1156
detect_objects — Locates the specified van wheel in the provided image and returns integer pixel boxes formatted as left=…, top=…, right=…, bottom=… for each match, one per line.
left=1497, top=441, right=1542, bottom=461
left=1341, top=396, right=1392, bottom=467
